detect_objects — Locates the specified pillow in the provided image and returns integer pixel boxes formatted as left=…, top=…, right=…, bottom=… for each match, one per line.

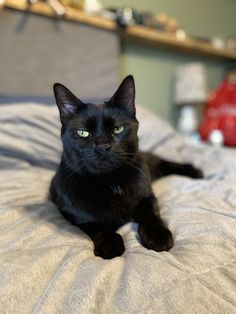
left=137, top=106, right=178, bottom=153
left=0, top=101, right=177, bottom=170
left=0, top=102, right=61, bottom=170
left=1, top=100, right=236, bottom=178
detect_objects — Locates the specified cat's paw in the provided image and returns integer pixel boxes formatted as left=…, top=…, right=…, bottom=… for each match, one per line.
left=138, top=223, right=173, bottom=252
left=94, top=233, right=125, bottom=259
left=182, top=164, right=203, bottom=179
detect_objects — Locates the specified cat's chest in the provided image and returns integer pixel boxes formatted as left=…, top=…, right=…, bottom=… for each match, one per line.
left=69, top=181, right=135, bottom=221
left=76, top=182, right=130, bottom=205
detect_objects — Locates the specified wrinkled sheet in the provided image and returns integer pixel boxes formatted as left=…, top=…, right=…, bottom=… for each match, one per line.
left=0, top=103, right=235, bottom=314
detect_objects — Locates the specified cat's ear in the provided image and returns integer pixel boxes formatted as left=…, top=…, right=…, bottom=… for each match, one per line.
left=109, top=75, right=135, bottom=114
left=53, top=83, right=83, bottom=123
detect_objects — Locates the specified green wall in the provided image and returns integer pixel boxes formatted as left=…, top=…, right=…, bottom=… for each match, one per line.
left=101, top=0, right=236, bottom=123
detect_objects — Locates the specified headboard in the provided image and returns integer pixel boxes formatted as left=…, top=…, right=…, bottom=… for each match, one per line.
left=0, top=9, right=119, bottom=99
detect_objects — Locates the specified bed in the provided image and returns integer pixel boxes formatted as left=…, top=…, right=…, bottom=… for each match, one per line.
left=1, top=7, right=236, bottom=313
left=0, top=100, right=236, bottom=314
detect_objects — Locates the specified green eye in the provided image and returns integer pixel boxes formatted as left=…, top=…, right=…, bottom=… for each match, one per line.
left=77, top=129, right=90, bottom=138
left=113, top=125, right=124, bottom=135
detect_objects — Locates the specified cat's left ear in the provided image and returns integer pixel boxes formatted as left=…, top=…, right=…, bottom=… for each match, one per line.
left=109, top=75, right=135, bottom=114
left=53, top=83, right=83, bottom=123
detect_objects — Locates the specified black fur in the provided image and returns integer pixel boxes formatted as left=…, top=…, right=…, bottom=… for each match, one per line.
left=50, top=75, right=203, bottom=259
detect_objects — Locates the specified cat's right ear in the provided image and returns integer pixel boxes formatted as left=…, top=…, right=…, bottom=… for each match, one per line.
left=53, top=83, right=83, bottom=123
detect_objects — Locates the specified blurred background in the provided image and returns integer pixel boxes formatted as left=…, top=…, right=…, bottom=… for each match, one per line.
left=1, top=0, right=236, bottom=146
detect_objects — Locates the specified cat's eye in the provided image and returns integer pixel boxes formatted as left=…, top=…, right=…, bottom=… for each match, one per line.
left=113, top=125, right=124, bottom=135
left=77, top=129, right=90, bottom=138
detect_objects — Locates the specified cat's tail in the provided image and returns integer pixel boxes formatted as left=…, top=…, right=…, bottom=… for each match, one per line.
left=140, top=152, right=203, bottom=181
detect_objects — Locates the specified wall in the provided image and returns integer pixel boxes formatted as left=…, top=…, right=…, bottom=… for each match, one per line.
left=101, top=0, right=236, bottom=123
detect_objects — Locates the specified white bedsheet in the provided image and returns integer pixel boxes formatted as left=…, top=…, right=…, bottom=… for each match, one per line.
left=0, top=103, right=235, bottom=313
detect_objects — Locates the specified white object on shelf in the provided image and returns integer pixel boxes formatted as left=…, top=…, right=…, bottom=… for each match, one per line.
left=211, top=37, right=225, bottom=50
left=84, top=0, right=102, bottom=14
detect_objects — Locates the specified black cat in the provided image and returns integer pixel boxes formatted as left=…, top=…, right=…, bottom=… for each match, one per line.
left=50, top=75, right=202, bottom=259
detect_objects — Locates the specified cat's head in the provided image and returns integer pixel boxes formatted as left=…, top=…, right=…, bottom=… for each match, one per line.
left=53, top=75, right=139, bottom=175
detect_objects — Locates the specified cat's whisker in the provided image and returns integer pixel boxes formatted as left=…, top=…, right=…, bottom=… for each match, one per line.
left=117, top=157, right=148, bottom=179
left=61, top=158, right=92, bottom=191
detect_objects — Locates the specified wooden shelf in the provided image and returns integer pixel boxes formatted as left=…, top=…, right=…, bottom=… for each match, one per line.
left=121, top=25, right=236, bottom=61
left=4, top=0, right=116, bottom=31
left=3, top=0, right=236, bottom=61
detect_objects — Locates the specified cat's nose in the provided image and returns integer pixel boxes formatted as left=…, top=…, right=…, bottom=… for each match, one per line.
left=96, top=143, right=112, bottom=155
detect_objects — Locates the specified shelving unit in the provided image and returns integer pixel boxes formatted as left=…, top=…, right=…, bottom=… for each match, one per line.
left=121, top=25, right=236, bottom=61
left=3, top=0, right=236, bottom=61
left=3, top=0, right=116, bottom=31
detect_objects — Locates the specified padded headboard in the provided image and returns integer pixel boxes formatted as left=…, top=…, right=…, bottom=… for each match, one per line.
left=0, top=9, right=119, bottom=99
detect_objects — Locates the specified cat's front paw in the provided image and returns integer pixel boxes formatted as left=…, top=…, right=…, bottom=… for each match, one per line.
left=138, top=223, right=173, bottom=252
left=183, top=164, right=203, bottom=179
left=94, top=233, right=125, bottom=259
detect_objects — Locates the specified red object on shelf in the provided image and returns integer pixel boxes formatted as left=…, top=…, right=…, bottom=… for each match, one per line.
left=199, top=78, right=236, bottom=146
